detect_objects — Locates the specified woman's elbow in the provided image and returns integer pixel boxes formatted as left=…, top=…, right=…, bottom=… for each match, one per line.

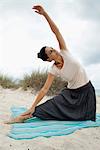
left=41, top=87, right=49, bottom=95
left=52, top=26, right=59, bottom=33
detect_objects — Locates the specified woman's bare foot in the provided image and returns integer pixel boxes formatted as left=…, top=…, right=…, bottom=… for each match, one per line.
left=4, top=114, right=32, bottom=124
left=4, top=117, right=24, bottom=124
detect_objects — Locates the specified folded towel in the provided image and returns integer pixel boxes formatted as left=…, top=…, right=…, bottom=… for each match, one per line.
left=8, top=107, right=100, bottom=140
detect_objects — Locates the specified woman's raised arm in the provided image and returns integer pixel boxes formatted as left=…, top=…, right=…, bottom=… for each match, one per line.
left=32, top=5, right=68, bottom=51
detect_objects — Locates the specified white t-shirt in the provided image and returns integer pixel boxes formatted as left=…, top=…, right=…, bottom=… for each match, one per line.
left=48, top=50, right=89, bottom=89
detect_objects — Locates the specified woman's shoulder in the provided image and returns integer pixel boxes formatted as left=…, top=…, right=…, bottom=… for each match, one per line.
left=60, top=49, right=70, bottom=54
left=48, top=63, right=59, bottom=76
left=60, top=49, right=71, bottom=59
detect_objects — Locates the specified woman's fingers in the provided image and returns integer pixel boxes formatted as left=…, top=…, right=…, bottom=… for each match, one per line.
left=32, top=6, right=41, bottom=11
left=32, top=5, right=42, bottom=9
left=21, top=111, right=31, bottom=116
left=32, top=5, right=45, bottom=15
left=34, top=10, right=41, bottom=14
left=21, top=107, right=35, bottom=117
left=21, top=113, right=30, bottom=116
left=29, top=114, right=33, bottom=118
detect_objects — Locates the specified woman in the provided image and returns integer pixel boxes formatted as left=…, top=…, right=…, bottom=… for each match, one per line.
left=6, top=5, right=96, bottom=124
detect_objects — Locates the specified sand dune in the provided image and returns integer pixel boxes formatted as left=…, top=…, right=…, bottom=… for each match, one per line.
left=0, top=86, right=100, bottom=150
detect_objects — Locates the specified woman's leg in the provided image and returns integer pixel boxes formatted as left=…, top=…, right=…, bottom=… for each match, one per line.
left=4, top=114, right=32, bottom=124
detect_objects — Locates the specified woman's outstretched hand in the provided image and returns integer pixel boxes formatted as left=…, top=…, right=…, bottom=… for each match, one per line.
left=21, top=107, right=35, bottom=117
left=32, top=5, right=46, bottom=15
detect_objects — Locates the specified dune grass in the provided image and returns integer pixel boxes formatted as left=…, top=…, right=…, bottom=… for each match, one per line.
left=0, top=74, right=19, bottom=89
left=0, top=71, right=67, bottom=96
left=19, top=71, right=67, bottom=96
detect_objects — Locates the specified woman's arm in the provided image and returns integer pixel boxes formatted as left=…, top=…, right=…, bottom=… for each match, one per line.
left=21, top=73, right=55, bottom=116
left=31, top=73, right=55, bottom=108
left=32, top=5, right=68, bottom=51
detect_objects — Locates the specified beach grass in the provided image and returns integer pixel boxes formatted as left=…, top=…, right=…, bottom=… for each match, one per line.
left=0, top=72, right=67, bottom=96
left=0, top=74, right=19, bottom=89
left=19, top=71, right=67, bottom=96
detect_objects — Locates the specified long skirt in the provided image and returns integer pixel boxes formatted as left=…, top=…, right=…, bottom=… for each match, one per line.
left=32, top=81, right=96, bottom=121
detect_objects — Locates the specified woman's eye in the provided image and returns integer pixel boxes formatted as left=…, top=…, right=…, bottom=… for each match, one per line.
left=50, top=50, right=52, bottom=53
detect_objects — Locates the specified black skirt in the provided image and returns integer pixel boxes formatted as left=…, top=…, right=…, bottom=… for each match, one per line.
left=32, top=81, right=96, bottom=121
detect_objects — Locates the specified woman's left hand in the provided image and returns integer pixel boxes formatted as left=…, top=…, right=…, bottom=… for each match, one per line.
left=21, top=107, right=35, bottom=117
left=32, top=5, right=46, bottom=15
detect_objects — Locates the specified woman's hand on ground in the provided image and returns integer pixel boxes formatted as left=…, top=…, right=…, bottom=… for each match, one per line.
left=21, top=107, right=35, bottom=117
left=32, top=5, right=46, bottom=15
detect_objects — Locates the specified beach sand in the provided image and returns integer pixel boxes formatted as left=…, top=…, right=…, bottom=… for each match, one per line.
left=0, top=86, right=100, bottom=150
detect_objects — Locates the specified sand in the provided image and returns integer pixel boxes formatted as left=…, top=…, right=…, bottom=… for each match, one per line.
left=0, top=86, right=100, bottom=150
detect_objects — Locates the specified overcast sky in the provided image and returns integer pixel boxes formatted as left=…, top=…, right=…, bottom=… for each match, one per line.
left=0, top=0, right=100, bottom=88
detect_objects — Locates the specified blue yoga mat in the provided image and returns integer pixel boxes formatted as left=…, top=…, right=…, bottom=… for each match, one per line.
left=8, top=107, right=100, bottom=140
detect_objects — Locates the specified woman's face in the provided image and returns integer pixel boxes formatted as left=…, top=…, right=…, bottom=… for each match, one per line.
left=45, top=46, right=59, bottom=62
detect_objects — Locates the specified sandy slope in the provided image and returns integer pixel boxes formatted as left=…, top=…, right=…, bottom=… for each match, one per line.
left=0, top=86, right=100, bottom=150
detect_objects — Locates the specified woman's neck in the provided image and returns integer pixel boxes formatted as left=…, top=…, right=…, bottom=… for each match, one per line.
left=54, top=55, right=64, bottom=69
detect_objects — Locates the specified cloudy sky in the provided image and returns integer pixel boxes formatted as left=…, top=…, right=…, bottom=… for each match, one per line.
left=0, top=0, right=100, bottom=89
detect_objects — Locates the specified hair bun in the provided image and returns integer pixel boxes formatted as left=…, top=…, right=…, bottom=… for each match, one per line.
left=37, top=46, right=48, bottom=61
left=37, top=53, right=41, bottom=58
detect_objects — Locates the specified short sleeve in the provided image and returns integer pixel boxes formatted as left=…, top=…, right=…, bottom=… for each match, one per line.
left=48, top=64, right=59, bottom=76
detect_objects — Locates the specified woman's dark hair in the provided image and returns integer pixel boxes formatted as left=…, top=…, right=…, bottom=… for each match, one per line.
left=37, top=46, right=49, bottom=61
